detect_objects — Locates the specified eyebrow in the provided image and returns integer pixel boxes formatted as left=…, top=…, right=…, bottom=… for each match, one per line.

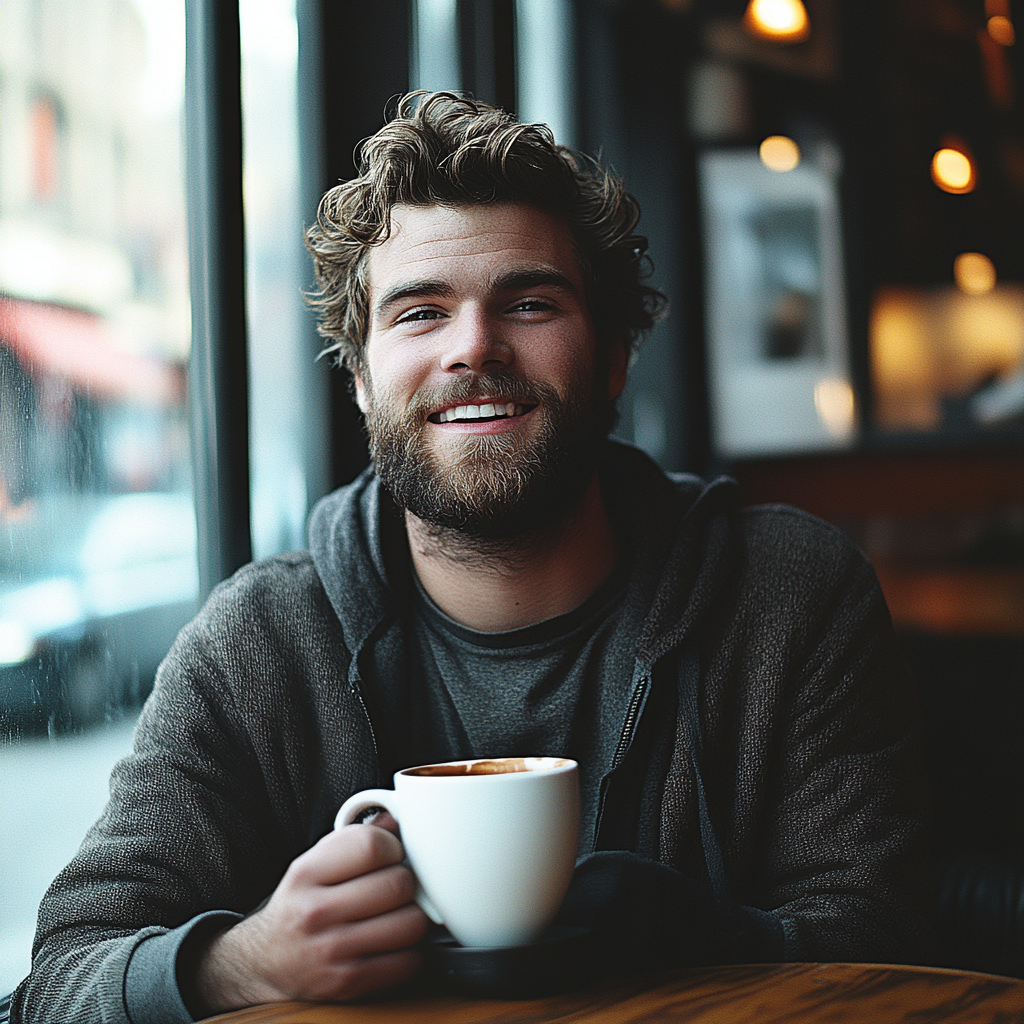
left=489, top=268, right=581, bottom=296
left=373, top=279, right=456, bottom=319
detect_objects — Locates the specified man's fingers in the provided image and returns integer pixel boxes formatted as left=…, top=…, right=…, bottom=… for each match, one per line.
left=321, top=949, right=423, bottom=1003
left=328, top=862, right=418, bottom=923
left=292, top=863, right=419, bottom=935
left=232, top=824, right=429, bottom=1008
left=362, top=809, right=401, bottom=837
left=318, top=902, right=429, bottom=963
left=290, top=824, right=405, bottom=887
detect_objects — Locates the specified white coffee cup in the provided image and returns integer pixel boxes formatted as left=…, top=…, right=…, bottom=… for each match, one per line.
left=335, top=756, right=579, bottom=948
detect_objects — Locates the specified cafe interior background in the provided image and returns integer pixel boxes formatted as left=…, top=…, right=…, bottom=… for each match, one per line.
left=0, top=0, right=1021, bottom=993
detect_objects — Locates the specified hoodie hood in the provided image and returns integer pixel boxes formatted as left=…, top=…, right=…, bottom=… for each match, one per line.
left=596, top=442, right=740, bottom=668
left=308, top=463, right=407, bottom=659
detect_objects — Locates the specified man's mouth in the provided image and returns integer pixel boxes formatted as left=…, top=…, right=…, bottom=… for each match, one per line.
left=427, top=401, right=538, bottom=424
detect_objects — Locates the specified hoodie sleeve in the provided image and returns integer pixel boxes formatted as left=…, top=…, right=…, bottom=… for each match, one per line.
left=11, top=615, right=279, bottom=1024
left=11, top=556, right=372, bottom=1024
left=720, top=508, right=932, bottom=964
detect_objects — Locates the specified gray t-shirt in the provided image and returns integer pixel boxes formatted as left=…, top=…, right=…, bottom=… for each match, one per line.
left=407, top=566, right=635, bottom=851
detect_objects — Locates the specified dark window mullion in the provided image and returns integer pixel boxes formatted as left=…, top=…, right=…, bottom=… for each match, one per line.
left=185, top=0, right=252, bottom=597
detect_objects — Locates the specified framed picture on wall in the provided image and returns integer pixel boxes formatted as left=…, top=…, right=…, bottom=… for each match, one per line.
left=699, top=145, right=856, bottom=458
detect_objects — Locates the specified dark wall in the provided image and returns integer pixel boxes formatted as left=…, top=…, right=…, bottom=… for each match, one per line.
left=841, top=0, right=1024, bottom=288
left=576, top=0, right=709, bottom=474
left=300, top=0, right=411, bottom=488
left=902, top=633, right=1024, bottom=860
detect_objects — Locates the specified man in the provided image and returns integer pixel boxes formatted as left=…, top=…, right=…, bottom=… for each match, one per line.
left=13, top=93, right=929, bottom=1024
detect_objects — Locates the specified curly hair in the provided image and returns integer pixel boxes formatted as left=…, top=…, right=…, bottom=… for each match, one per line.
left=305, top=92, right=667, bottom=374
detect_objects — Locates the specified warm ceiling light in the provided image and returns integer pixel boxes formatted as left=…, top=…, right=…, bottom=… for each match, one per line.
left=760, top=135, right=801, bottom=171
left=954, top=252, right=997, bottom=294
left=988, top=15, right=1015, bottom=46
left=931, top=147, right=976, bottom=193
left=743, top=0, right=811, bottom=44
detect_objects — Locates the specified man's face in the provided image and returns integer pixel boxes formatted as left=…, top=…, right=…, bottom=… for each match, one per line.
left=357, top=202, right=627, bottom=538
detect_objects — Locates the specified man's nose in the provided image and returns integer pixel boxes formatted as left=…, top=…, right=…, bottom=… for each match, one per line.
left=439, top=309, right=513, bottom=374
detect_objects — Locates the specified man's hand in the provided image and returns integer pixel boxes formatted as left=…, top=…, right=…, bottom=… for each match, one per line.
left=186, top=820, right=429, bottom=1015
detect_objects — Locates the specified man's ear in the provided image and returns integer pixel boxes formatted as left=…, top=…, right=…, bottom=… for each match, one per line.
left=353, top=369, right=368, bottom=414
left=607, top=337, right=629, bottom=402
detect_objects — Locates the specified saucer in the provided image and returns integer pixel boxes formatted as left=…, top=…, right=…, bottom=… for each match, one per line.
left=422, top=924, right=598, bottom=999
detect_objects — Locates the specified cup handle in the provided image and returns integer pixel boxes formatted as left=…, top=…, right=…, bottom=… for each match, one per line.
left=335, top=788, right=399, bottom=830
left=334, top=789, right=444, bottom=926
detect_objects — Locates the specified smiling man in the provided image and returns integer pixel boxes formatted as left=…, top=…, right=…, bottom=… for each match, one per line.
left=360, top=201, right=624, bottom=631
left=14, top=94, right=930, bottom=1024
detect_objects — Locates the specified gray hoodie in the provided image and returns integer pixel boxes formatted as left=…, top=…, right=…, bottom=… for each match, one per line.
left=13, top=442, right=930, bottom=1023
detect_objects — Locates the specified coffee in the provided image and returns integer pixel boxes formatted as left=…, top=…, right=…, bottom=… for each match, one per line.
left=404, top=756, right=570, bottom=777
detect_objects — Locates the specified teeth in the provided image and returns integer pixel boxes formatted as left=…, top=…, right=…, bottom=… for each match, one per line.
left=439, top=402, right=524, bottom=422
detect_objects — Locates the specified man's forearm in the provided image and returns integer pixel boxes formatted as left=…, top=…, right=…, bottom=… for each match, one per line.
left=179, top=916, right=279, bottom=1019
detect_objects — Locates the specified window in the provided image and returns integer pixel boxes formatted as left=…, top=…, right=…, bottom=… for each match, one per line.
left=0, top=0, right=192, bottom=990
left=240, top=0, right=329, bottom=559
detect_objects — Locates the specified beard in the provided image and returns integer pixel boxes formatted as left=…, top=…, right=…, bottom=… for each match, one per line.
left=363, top=367, right=612, bottom=541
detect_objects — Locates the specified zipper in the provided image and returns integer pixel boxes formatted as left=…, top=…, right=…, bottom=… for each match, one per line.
left=610, top=661, right=652, bottom=771
left=593, top=659, right=653, bottom=848
left=347, top=658, right=380, bottom=782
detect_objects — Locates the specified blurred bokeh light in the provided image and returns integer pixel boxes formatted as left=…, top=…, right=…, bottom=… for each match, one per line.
left=759, top=135, right=801, bottom=172
left=954, top=253, right=997, bottom=296
left=931, top=147, right=976, bottom=194
left=871, top=287, right=1024, bottom=431
left=742, top=0, right=810, bottom=44
left=813, top=378, right=857, bottom=439
left=987, top=15, right=1015, bottom=47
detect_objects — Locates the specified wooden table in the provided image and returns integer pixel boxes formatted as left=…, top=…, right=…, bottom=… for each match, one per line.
left=202, top=962, right=1024, bottom=1024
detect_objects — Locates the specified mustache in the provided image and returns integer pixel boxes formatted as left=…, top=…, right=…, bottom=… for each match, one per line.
left=403, top=372, right=548, bottom=419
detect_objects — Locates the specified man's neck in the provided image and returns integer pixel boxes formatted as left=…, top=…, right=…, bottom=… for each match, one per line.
left=406, top=475, right=618, bottom=632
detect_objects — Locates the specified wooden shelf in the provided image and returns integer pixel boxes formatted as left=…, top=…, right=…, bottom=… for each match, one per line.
left=731, top=451, right=1024, bottom=636
left=873, top=564, right=1024, bottom=636
left=731, top=451, right=1024, bottom=521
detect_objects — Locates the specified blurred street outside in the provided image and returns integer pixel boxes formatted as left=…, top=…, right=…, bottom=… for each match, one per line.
left=0, top=717, right=136, bottom=994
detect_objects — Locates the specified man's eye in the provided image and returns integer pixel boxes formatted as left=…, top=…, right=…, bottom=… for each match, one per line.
left=511, top=299, right=554, bottom=313
left=397, top=308, right=444, bottom=324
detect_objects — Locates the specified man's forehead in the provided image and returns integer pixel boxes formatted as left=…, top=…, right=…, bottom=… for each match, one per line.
left=366, top=202, right=584, bottom=292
